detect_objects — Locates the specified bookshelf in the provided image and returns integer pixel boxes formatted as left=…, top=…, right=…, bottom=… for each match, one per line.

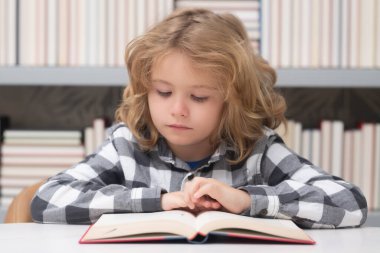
left=276, top=69, right=380, bottom=88
left=1, top=0, right=380, bottom=226
left=0, top=67, right=128, bottom=86
left=1, top=67, right=380, bottom=87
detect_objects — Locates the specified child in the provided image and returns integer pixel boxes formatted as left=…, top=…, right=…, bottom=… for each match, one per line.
left=31, top=8, right=367, bottom=227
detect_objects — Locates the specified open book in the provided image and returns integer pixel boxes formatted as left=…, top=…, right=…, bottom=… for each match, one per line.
left=80, top=210, right=315, bottom=244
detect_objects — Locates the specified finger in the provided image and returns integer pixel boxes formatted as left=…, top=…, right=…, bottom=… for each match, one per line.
left=176, top=196, right=189, bottom=208
left=183, top=191, right=195, bottom=209
left=203, top=196, right=221, bottom=209
left=193, top=184, right=215, bottom=201
left=201, top=199, right=211, bottom=208
left=193, top=195, right=219, bottom=209
left=185, top=178, right=203, bottom=204
left=211, top=201, right=222, bottom=209
left=193, top=180, right=224, bottom=203
left=183, top=181, right=197, bottom=209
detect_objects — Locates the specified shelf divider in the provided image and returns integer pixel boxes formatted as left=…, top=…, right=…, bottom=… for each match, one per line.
left=1, top=67, right=380, bottom=87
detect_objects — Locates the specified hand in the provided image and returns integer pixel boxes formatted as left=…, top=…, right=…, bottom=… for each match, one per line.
left=183, top=177, right=251, bottom=214
left=161, top=191, right=221, bottom=214
left=161, top=191, right=188, bottom=211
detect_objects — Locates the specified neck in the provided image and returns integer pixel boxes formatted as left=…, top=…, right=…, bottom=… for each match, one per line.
left=168, top=142, right=215, bottom=162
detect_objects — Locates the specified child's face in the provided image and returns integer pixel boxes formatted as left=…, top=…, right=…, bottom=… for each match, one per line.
left=148, top=50, right=224, bottom=161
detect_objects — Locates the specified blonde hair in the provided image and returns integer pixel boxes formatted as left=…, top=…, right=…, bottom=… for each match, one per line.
left=116, top=8, right=286, bottom=164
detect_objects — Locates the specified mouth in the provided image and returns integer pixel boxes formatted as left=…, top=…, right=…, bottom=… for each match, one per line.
left=167, top=124, right=192, bottom=130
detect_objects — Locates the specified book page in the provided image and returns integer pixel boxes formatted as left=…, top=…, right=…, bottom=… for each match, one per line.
left=83, top=210, right=197, bottom=241
left=195, top=211, right=311, bottom=241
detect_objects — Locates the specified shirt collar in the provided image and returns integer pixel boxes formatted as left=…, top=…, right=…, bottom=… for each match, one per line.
left=155, top=138, right=232, bottom=169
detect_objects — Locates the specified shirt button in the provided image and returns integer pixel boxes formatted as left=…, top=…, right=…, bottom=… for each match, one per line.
left=259, top=209, right=268, bottom=216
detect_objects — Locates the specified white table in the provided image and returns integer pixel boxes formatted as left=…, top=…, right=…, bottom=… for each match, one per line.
left=0, top=223, right=379, bottom=253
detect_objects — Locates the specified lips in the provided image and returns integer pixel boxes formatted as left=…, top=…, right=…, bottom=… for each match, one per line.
left=167, top=124, right=192, bottom=130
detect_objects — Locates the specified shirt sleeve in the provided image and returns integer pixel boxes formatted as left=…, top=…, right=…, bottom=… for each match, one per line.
left=30, top=136, right=164, bottom=224
left=240, top=135, right=368, bottom=228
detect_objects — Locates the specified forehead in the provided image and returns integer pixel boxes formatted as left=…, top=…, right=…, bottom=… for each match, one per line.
left=151, top=50, right=219, bottom=89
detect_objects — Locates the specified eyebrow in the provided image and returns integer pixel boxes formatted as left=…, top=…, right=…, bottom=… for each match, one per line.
left=151, top=79, right=217, bottom=90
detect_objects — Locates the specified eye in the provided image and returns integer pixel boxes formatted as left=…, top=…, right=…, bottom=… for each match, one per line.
left=157, top=90, right=171, bottom=97
left=191, top=95, right=209, bottom=102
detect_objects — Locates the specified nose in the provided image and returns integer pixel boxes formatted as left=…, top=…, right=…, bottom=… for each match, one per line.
left=171, top=97, right=189, bottom=118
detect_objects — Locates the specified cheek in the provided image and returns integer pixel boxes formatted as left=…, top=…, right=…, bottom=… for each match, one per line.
left=197, top=103, right=223, bottom=125
left=147, top=94, right=159, bottom=119
left=212, top=103, right=224, bottom=126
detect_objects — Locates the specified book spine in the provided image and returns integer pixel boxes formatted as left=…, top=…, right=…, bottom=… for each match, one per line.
left=349, top=0, right=359, bottom=68
left=376, top=0, right=380, bottom=68
left=321, top=120, right=332, bottom=174
left=68, top=0, right=78, bottom=66
left=320, top=0, right=331, bottom=68
left=341, top=0, right=349, bottom=68
left=58, top=0, right=69, bottom=66
left=331, top=120, right=344, bottom=177
left=311, top=130, right=321, bottom=167
left=98, top=0, right=107, bottom=66
left=47, top=0, right=58, bottom=66
left=342, top=130, right=353, bottom=182
left=310, top=0, right=320, bottom=68
left=116, top=0, right=126, bottom=66
left=291, top=0, right=301, bottom=68
left=269, top=0, right=280, bottom=68
left=331, top=0, right=341, bottom=68
left=127, top=0, right=136, bottom=44
left=361, top=123, right=375, bottom=210
left=300, top=0, right=311, bottom=68
left=280, top=0, right=292, bottom=68
left=359, top=0, right=375, bottom=68
left=374, top=124, right=380, bottom=210
left=106, top=0, right=116, bottom=66
left=0, top=0, right=5, bottom=66
left=6, top=0, right=17, bottom=65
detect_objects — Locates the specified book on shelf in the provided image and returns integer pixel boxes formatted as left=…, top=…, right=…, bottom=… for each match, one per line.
left=352, top=129, right=362, bottom=188
left=0, top=0, right=16, bottom=66
left=331, top=120, right=344, bottom=177
left=301, top=129, right=312, bottom=161
left=84, top=117, right=110, bottom=155
left=343, top=130, right=354, bottom=182
left=175, top=0, right=260, bottom=53
left=1, top=155, right=83, bottom=166
left=275, top=120, right=302, bottom=154
left=3, top=138, right=81, bottom=146
left=359, top=0, right=376, bottom=68
left=0, top=127, right=85, bottom=206
left=260, top=0, right=380, bottom=69
left=374, top=124, right=380, bottom=209
left=3, top=129, right=82, bottom=139
left=1, top=165, right=67, bottom=178
left=79, top=210, right=315, bottom=244
left=321, top=120, right=332, bottom=173
left=280, top=0, right=291, bottom=68
left=274, top=118, right=380, bottom=211
left=360, top=123, right=376, bottom=210
left=0, top=175, right=45, bottom=205
left=11, top=0, right=174, bottom=67
left=311, top=129, right=321, bottom=167
left=1, top=145, right=85, bottom=156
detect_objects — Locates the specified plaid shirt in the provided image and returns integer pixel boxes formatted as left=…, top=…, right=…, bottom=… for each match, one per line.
left=31, top=123, right=367, bottom=227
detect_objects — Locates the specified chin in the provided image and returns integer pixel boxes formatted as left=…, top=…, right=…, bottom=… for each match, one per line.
left=163, top=135, right=197, bottom=145
left=165, top=138, right=194, bottom=146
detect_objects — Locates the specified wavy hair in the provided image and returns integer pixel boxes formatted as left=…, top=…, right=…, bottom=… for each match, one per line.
left=115, top=8, right=287, bottom=164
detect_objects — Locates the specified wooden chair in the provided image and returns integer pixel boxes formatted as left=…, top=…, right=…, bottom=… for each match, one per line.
left=4, top=181, right=44, bottom=223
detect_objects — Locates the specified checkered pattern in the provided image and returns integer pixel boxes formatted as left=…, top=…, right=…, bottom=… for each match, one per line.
left=31, top=123, right=367, bottom=227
